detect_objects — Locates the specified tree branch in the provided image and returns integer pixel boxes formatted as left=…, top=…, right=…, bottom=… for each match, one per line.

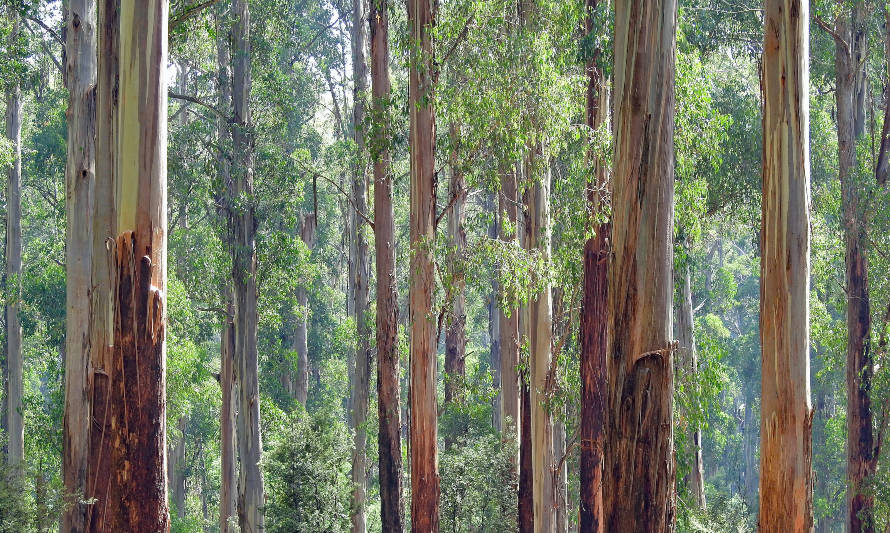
left=21, top=18, right=63, bottom=76
left=168, top=91, right=227, bottom=120
left=814, top=14, right=849, bottom=53
left=26, top=15, right=63, bottom=45
left=169, top=0, right=222, bottom=30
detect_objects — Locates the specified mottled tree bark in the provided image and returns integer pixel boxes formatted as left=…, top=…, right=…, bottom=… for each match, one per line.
left=408, top=0, right=440, bottom=529
left=759, top=0, right=814, bottom=530
left=169, top=416, right=188, bottom=518
left=349, top=0, right=372, bottom=529
left=5, top=10, right=23, bottom=468
left=62, top=0, right=96, bottom=528
left=231, top=0, right=265, bottom=530
left=370, top=2, right=404, bottom=530
left=294, top=214, right=315, bottom=405
left=605, top=1, right=678, bottom=531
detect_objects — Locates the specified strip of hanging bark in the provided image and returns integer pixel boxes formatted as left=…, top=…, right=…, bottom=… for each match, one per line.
left=579, top=223, right=608, bottom=533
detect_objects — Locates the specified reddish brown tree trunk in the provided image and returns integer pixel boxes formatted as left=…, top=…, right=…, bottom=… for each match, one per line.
left=370, top=0, right=404, bottom=530
left=408, top=0, right=440, bottom=530
left=579, top=225, right=608, bottom=532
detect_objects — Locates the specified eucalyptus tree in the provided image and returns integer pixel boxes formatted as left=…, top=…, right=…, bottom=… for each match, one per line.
left=408, top=0, right=440, bottom=529
left=62, top=0, right=96, bottom=528
left=758, top=0, right=813, bottom=530
left=370, top=0, right=404, bottom=529
left=605, top=0, right=678, bottom=530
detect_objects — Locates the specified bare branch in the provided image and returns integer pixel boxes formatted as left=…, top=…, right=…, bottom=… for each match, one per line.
left=168, top=91, right=227, bottom=120
left=170, top=0, right=221, bottom=30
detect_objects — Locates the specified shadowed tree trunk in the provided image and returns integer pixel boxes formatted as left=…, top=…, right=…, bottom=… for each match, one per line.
left=518, top=372, right=534, bottom=533
left=605, top=0, right=678, bottom=531
left=818, top=7, right=875, bottom=532
left=489, top=191, right=501, bottom=431
left=349, top=0, right=371, bottom=529
left=230, top=0, right=265, bottom=529
left=169, top=416, right=188, bottom=518
left=370, top=0, right=404, bottom=530
left=579, top=0, right=609, bottom=528
left=408, top=0, right=440, bottom=530
left=759, top=0, right=814, bottom=530
left=878, top=8, right=890, bottom=186
left=5, top=8, right=23, bottom=468
left=62, top=0, right=96, bottom=529
left=445, top=124, right=467, bottom=406
left=294, top=213, right=315, bottom=405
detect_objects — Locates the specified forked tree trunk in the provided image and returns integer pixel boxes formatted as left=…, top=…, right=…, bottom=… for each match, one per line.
left=445, top=125, right=467, bottom=406
left=408, top=0, right=440, bottom=529
left=231, top=0, right=265, bottom=530
left=605, top=1, right=678, bottom=531
left=678, top=263, right=705, bottom=509
left=759, top=0, right=814, bottom=530
left=349, top=0, right=371, bottom=529
left=97, top=2, right=170, bottom=530
left=5, top=10, right=24, bottom=467
left=579, top=0, right=609, bottom=528
left=62, top=0, right=96, bottom=528
left=370, top=1, right=404, bottom=530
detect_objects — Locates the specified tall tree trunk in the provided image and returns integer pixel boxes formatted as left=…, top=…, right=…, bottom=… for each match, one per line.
left=759, top=0, right=814, bottom=530
left=554, top=412, right=567, bottom=533
left=526, top=153, right=554, bottom=533
left=605, top=1, right=678, bottom=531
left=518, top=375, right=534, bottom=533
left=169, top=416, right=188, bottom=518
left=370, top=1, right=404, bottom=530
left=445, top=125, right=466, bottom=406
left=877, top=8, right=890, bottom=186
left=677, top=263, right=706, bottom=509
left=5, top=9, right=23, bottom=468
left=294, top=214, right=315, bottom=405
left=579, top=225, right=608, bottom=533
left=499, top=168, right=520, bottom=449
left=825, top=10, right=876, bottom=533
left=230, top=0, right=265, bottom=530
left=214, top=5, right=238, bottom=530
left=408, top=0, right=440, bottom=529
left=489, top=191, right=501, bottom=431
left=350, top=0, right=371, bottom=529
left=62, top=0, right=96, bottom=528
left=579, top=0, right=609, bottom=528
left=98, top=2, right=171, bottom=529
left=220, top=305, right=237, bottom=533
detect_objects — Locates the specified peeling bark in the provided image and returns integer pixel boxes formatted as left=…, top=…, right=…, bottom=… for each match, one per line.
left=759, top=1, right=814, bottom=530
left=605, top=1, right=678, bottom=531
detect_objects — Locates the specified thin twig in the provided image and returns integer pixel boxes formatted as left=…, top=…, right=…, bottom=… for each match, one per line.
left=291, top=156, right=375, bottom=231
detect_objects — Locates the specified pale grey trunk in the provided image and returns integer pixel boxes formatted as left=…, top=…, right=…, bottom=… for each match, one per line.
left=294, top=214, right=315, bottom=406
left=349, top=0, right=371, bottom=530
left=231, top=0, right=266, bottom=530
left=5, top=12, right=23, bottom=467
left=678, top=264, right=705, bottom=509
left=61, top=0, right=96, bottom=529
left=499, top=168, right=520, bottom=456
left=170, top=416, right=188, bottom=518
